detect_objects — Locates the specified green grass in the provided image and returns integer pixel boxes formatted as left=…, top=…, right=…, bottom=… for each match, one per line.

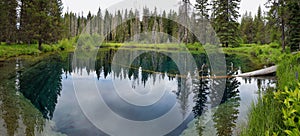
left=223, top=43, right=283, bottom=66
left=99, top=42, right=206, bottom=52
left=0, top=38, right=75, bottom=60
left=241, top=52, right=300, bottom=136
left=240, top=89, right=284, bottom=136
left=277, top=53, right=300, bottom=90
left=1, top=39, right=284, bottom=67
left=0, top=44, right=41, bottom=59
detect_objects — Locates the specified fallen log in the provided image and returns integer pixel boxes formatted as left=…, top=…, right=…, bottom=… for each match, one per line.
left=235, top=66, right=277, bottom=77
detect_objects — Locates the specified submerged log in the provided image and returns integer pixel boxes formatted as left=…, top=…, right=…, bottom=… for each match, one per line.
left=235, top=66, right=277, bottom=77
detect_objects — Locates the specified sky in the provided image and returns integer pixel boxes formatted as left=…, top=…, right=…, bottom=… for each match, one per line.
left=62, top=0, right=267, bottom=19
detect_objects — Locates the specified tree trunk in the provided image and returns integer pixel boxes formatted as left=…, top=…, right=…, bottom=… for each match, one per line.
left=236, top=66, right=277, bottom=77
left=38, top=39, right=42, bottom=51
left=281, top=18, right=286, bottom=52
left=280, top=0, right=286, bottom=52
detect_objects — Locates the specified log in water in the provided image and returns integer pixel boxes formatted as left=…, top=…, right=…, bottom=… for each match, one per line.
left=235, top=66, right=277, bottom=77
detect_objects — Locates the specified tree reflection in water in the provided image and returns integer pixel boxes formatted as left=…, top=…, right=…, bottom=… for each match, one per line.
left=0, top=54, right=72, bottom=136
left=192, top=65, right=209, bottom=136
left=212, top=71, right=241, bottom=136
left=19, top=56, right=64, bottom=120
left=0, top=48, right=266, bottom=136
left=189, top=65, right=241, bottom=136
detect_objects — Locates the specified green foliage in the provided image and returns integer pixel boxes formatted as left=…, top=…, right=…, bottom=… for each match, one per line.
left=20, top=56, right=64, bottom=119
left=254, top=6, right=266, bottom=45
left=41, top=44, right=57, bottom=52
left=269, top=42, right=281, bottom=48
left=17, top=0, right=64, bottom=50
left=265, top=0, right=300, bottom=51
left=59, top=38, right=76, bottom=51
left=277, top=53, right=300, bottom=90
left=77, top=34, right=103, bottom=50
left=195, top=0, right=209, bottom=19
left=0, top=62, right=45, bottom=136
left=212, top=0, right=241, bottom=47
left=0, top=0, right=18, bottom=43
left=274, top=84, right=300, bottom=136
left=240, top=88, right=284, bottom=136
left=0, top=38, right=74, bottom=59
left=251, top=44, right=282, bottom=65
left=0, top=44, right=41, bottom=58
left=222, top=43, right=283, bottom=67
left=242, top=52, right=300, bottom=136
left=240, top=12, right=255, bottom=44
left=286, top=0, right=300, bottom=52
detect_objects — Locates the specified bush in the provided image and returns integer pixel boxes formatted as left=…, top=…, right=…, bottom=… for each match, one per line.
left=242, top=52, right=300, bottom=136
left=58, top=38, right=75, bottom=51
left=77, top=34, right=103, bottom=50
left=42, top=44, right=55, bottom=52
left=269, top=42, right=280, bottom=49
left=277, top=54, right=300, bottom=90
left=274, top=84, right=300, bottom=136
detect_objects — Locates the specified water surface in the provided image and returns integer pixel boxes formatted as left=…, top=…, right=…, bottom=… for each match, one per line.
left=0, top=48, right=275, bottom=136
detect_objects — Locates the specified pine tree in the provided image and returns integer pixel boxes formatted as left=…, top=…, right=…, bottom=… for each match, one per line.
left=211, top=0, right=241, bottom=47
left=195, top=0, right=209, bottom=19
left=49, top=0, right=63, bottom=43
left=178, top=1, right=191, bottom=44
left=286, top=0, right=300, bottom=52
left=195, top=0, right=210, bottom=44
left=87, top=11, right=92, bottom=35
left=19, top=0, right=63, bottom=49
left=266, top=0, right=288, bottom=51
left=104, top=10, right=112, bottom=41
left=128, top=9, right=135, bottom=41
left=115, top=10, right=123, bottom=42
left=0, top=0, right=6, bottom=42
left=19, top=0, right=32, bottom=44
left=96, top=8, right=103, bottom=36
left=161, top=10, right=169, bottom=43
left=254, top=6, right=265, bottom=44
left=62, top=12, right=70, bottom=39
left=168, top=10, right=179, bottom=42
left=142, top=7, right=150, bottom=33
left=0, top=0, right=18, bottom=44
left=240, top=12, right=255, bottom=44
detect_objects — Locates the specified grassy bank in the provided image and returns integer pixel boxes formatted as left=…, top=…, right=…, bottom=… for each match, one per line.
left=101, top=42, right=283, bottom=64
left=223, top=42, right=284, bottom=66
left=100, top=42, right=206, bottom=51
left=0, top=38, right=75, bottom=60
left=241, top=52, right=300, bottom=136
left=1, top=37, right=284, bottom=65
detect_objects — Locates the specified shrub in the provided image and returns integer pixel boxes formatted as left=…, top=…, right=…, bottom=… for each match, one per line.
left=274, top=84, right=300, bottom=136
left=277, top=54, right=300, bottom=90
left=77, top=34, right=103, bottom=50
left=269, top=42, right=280, bottom=49
left=58, top=38, right=74, bottom=51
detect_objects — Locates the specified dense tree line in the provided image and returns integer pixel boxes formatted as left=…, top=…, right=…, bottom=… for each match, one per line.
left=63, top=7, right=187, bottom=44
left=0, top=0, right=63, bottom=50
left=0, top=0, right=18, bottom=44
left=240, top=0, right=300, bottom=51
left=0, top=0, right=299, bottom=51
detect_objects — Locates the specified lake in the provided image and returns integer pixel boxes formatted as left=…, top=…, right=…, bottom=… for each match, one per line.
left=0, top=48, right=275, bottom=136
